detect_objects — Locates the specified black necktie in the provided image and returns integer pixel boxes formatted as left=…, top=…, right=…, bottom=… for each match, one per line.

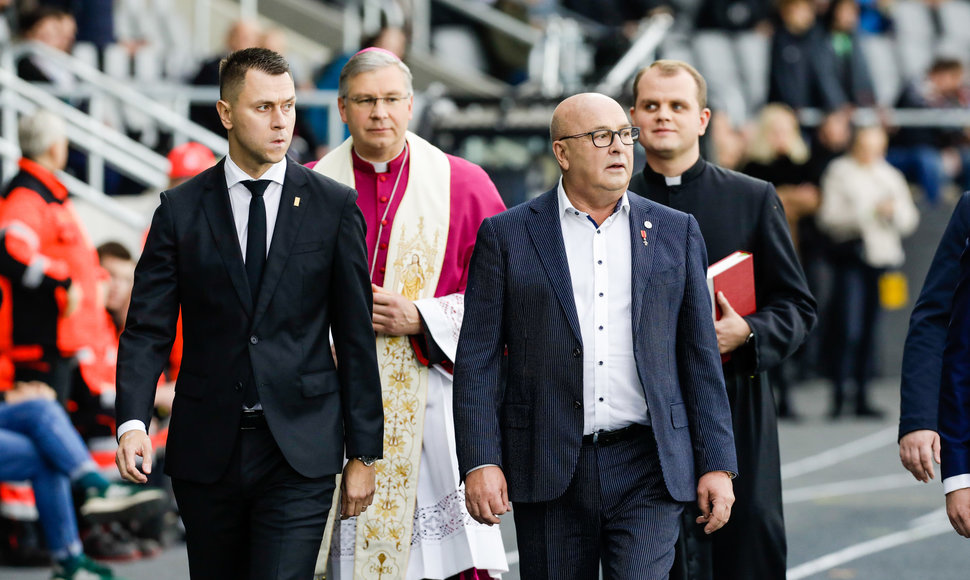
left=244, top=180, right=270, bottom=306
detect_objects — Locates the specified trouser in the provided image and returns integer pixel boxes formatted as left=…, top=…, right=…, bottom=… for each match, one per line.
left=0, top=399, right=98, bottom=558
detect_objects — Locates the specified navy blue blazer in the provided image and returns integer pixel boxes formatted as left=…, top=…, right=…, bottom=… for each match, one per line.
left=900, top=192, right=970, bottom=440
left=940, top=241, right=970, bottom=479
left=453, top=188, right=738, bottom=504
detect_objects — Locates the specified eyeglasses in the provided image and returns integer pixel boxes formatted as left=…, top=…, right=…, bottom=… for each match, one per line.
left=346, top=95, right=410, bottom=109
left=557, top=127, right=640, bottom=148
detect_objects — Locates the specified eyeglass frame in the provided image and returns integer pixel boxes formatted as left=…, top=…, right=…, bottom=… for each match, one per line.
left=555, top=126, right=641, bottom=148
left=344, top=94, right=412, bottom=109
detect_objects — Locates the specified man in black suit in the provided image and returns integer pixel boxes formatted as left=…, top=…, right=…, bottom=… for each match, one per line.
left=114, top=48, right=383, bottom=579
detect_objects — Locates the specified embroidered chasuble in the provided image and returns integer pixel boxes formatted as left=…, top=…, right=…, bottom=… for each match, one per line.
left=315, top=132, right=449, bottom=579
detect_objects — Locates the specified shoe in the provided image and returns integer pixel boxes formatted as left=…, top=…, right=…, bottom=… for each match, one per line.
left=135, top=538, right=161, bottom=559
left=855, top=405, right=886, bottom=419
left=82, top=523, right=140, bottom=562
left=80, top=483, right=167, bottom=524
left=51, top=554, right=118, bottom=579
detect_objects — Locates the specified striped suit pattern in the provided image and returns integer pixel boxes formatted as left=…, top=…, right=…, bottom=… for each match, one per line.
left=453, top=187, right=737, bottom=574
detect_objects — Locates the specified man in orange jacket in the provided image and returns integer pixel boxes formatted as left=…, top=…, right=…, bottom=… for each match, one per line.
left=0, top=110, right=110, bottom=404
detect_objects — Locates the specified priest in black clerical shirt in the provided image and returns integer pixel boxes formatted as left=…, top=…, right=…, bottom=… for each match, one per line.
left=628, top=60, right=817, bottom=580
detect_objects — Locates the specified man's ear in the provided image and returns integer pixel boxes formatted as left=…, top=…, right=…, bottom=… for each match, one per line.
left=552, top=140, right=569, bottom=171
left=216, top=99, right=232, bottom=131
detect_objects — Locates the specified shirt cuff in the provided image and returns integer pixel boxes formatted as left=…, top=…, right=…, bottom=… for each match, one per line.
left=466, top=464, right=499, bottom=477
left=117, top=419, right=148, bottom=442
left=943, top=474, right=970, bottom=494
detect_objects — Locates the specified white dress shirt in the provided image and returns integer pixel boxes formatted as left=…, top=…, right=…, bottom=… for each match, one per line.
left=557, top=180, right=648, bottom=435
left=117, top=155, right=287, bottom=441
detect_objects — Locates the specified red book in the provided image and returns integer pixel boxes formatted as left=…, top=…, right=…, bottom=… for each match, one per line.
left=707, top=251, right=756, bottom=362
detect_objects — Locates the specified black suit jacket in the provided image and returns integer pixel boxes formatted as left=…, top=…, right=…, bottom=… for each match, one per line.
left=116, top=158, right=383, bottom=483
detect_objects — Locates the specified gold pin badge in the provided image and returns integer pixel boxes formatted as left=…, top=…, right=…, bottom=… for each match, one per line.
left=294, top=197, right=301, bottom=207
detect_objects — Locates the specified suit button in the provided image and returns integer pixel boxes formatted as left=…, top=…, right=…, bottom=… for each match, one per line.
left=572, top=347, right=582, bottom=358
left=250, top=335, right=258, bottom=345
left=234, top=381, right=243, bottom=392
left=574, top=400, right=582, bottom=409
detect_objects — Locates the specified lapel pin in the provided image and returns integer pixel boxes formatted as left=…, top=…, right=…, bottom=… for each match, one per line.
left=644, top=220, right=653, bottom=229
left=641, top=230, right=648, bottom=246
left=294, top=197, right=301, bottom=207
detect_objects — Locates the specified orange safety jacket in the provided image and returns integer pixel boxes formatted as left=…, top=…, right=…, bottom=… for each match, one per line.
left=0, top=158, right=109, bottom=368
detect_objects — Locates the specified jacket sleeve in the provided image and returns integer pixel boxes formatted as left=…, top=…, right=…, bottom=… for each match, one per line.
left=740, top=182, right=818, bottom=373
left=0, top=189, right=71, bottom=293
left=940, top=245, right=970, bottom=479
left=901, top=193, right=970, bottom=438
left=453, top=217, right=507, bottom=478
left=677, top=215, right=739, bottom=476
left=329, top=189, right=384, bottom=459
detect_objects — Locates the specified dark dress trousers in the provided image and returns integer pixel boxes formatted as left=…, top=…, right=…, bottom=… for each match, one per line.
left=630, top=158, right=817, bottom=580
left=941, top=242, right=970, bottom=481
left=116, top=158, right=383, bottom=579
left=901, top=192, right=970, bottom=440
left=454, top=188, right=738, bottom=578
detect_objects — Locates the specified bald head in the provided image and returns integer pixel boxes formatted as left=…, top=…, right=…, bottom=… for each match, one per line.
left=226, top=20, right=261, bottom=53
left=550, top=93, right=627, bottom=143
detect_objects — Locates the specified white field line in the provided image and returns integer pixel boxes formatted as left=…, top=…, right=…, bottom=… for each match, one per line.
left=781, top=426, right=898, bottom=480
left=783, top=473, right=917, bottom=504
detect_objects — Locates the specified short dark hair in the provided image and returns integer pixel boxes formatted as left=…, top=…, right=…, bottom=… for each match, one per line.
left=19, top=7, right=70, bottom=36
left=633, top=60, right=708, bottom=110
left=97, top=241, right=133, bottom=263
left=929, top=57, right=964, bottom=75
left=219, top=47, right=291, bottom=102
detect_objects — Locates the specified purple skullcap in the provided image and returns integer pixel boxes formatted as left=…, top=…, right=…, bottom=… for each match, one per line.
left=353, top=46, right=401, bottom=61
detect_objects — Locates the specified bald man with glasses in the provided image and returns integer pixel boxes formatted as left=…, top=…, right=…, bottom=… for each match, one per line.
left=453, top=92, right=737, bottom=579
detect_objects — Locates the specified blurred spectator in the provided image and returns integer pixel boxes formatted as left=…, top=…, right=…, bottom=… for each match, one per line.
left=0, top=379, right=167, bottom=579
left=695, top=0, right=773, bottom=31
left=887, top=57, right=970, bottom=205
left=71, top=0, right=114, bottom=52
left=188, top=19, right=261, bottom=135
left=807, top=108, right=854, bottom=180
left=742, top=103, right=820, bottom=249
left=16, top=7, right=77, bottom=89
left=96, top=242, right=134, bottom=335
left=166, top=141, right=216, bottom=188
left=821, top=0, right=877, bottom=107
left=818, top=125, right=919, bottom=417
left=857, top=0, right=894, bottom=33
left=706, top=109, right=749, bottom=170
left=768, top=0, right=847, bottom=110
left=0, top=110, right=107, bottom=405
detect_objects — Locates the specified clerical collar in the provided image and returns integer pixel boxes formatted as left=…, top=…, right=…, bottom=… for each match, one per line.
left=351, top=145, right=408, bottom=174
left=643, top=156, right=706, bottom=186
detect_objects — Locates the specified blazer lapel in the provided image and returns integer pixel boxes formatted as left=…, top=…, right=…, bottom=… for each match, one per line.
left=201, top=160, right=253, bottom=317
left=252, top=161, right=307, bottom=325
left=525, top=189, right=582, bottom=343
left=629, top=195, right=656, bottom=331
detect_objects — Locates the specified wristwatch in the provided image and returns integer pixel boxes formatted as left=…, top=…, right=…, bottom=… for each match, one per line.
left=744, top=331, right=755, bottom=345
left=354, top=456, right=379, bottom=467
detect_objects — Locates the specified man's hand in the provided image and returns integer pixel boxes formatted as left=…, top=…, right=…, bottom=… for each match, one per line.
left=714, top=292, right=752, bottom=354
left=115, top=430, right=152, bottom=484
left=946, top=488, right=970, bottom=537
left=5, top=381, right=56, bottom=404
left=340, top=458, right=376, bottom=520
left=695, top=471, right=734, bottom=534
left=899, top=429, right=941, bottom=483
left=464, top=466, right=510, bottom=525
left=372, top=284, right=421, bottom=336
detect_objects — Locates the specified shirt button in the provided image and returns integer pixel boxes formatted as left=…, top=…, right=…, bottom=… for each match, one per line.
left=380, top=196, right=388, bottom=203
left=379, top=243, right=387, bottom=250
left=596, top=230, right=601, bottom=234
left=235, top=381, right=243, bottom=392
left=381, top=219, right=388, bottom=226
left=599, top=325, right=604, bottom=330
left=574, top=400, right=582, bottom=409
left=379, top=175, right=387, bottom=182
left=597, top=260, right=603, bottom=265
left=572, top=347, right=582, bottom=358
left=599, top=397, right=604, bottom=402
left=598, top=292, right=604, bottom=297
left=250, top=335, right=258, bottom=345
left=598, top=361, right=604, bottom=366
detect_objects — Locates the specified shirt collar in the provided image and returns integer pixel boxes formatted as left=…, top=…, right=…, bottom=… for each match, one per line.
left=641, top=156, right=706, bottom=187
left=557, top=177, right=630, bottom=221
left=224, top=155, right=287, bottom=188
left=351, top=144, right=408, bottom=175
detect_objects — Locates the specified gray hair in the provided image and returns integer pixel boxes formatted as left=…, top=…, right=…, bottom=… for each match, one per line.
left=338, top=49, right=412, bottom=99
left=19, top=110, right=65, bottom=160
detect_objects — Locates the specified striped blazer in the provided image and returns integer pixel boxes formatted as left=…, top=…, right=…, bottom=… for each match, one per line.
left=453, top=187, right=738, bottom=503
